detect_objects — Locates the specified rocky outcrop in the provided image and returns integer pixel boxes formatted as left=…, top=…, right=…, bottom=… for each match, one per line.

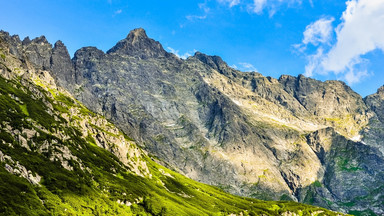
left=0, top=29, right=344, bottom=216
left=50, top=40, right=75, bottom=87
left=1, top=29, right=383, bottom=215
left=0, top=150, right=41, bottom=185
left=279, top=75, right=370, bottom=138
left=0, top=32, right=149, bottom=177
left=106, top=28, right=171, bottom=59
left=365, top=86, right=384, bottom=123
left=301, top=127, right=384, bottom=214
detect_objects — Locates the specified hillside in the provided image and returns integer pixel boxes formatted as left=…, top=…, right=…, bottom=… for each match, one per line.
left=0, top=31, right=347, bottom=215
left=40, top=28, right=383, bottom=215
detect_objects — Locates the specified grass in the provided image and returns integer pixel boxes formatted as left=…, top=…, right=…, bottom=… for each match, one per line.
left=313, top=180, right=322, bottom=188
left=0, top=71, right=346, bottom=215
left=336, top=157, right=363, bottom=172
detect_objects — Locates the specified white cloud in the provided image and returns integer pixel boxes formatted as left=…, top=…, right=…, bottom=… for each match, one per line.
left=214, top=0, right=307, bottom=15
left=194, top=0, right=306, bottom=20
left=246, top=0, right=302, bottom=15
left=115, top=9, right=122, bottom=14
left=239, top=62, right=258, bottom=71
left=293, top=17, right=334, bottom=53
left=186, top=15, right=207, bottom=21
left=344, top=68, right=369, bottom=85
left=218, top=0, right=241, bottom=7
left=167, top=47, right=193, bottom=59
left=298, top=0, right=384, bottom=85
left=302, top=17, right=334, bottom=46
left=199, top=2, right=211, bottom=13
left=304, top=47, right=324, bottom=77
left=321, top=0, right=384, bottom=74
left=309, top=0, right=314, bottom=7
left=186, top=2, right=210, bottom=22
left=248, top=0, right=268, bottom=14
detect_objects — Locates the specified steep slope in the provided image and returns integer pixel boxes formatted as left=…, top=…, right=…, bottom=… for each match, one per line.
left=46, top=28, right=383, bottom=215
left=363, top=86, right=384, bottom=154
left=2, top=28, right=383, bottom=215
left=190, top=53, right=384, bottom=214
left=0, top=31, right=346, bottom=215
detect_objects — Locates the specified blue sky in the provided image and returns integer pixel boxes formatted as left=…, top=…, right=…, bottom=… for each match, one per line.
left=1, top=0, right=384, bottom=96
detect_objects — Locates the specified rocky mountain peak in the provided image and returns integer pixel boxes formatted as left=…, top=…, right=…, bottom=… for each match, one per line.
left=377, top=85, right=384, bottom=95
left=2, top=28, right=383, bottom=214
left=191, top=51, right=238, bottom=77
left=51, top=40, right=74, bottom=87
left=127, top=27, right=148, bottom=41
left=31, top=35, right=49, bottom=45
left=16, top=35, right=52, bottom=70
left=0, top=31, right=21, bottom=44
left=106, top=28, right=169, bottom=59
left=0, top=31, right=23, bottom=57
left=364, top=85, right=384, bottom=123
left=53, top=40, right=66, bottom=48
left=22, top=36, right=31, bottom=45
left=73, top=46, right=105, bottom=63
left=193, top=51, right=227, bottom=69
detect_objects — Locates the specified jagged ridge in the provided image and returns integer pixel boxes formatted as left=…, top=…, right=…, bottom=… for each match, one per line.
left=0, top=30, right=347, bottom=215
left=1, top=28, right=383, bottom=215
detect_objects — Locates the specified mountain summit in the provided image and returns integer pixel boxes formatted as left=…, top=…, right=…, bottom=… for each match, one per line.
left=1, top=28, right=384, bottom=215
left=107, top=28, right=170, bottom=59
left=0, top=29, right=348, bottom=215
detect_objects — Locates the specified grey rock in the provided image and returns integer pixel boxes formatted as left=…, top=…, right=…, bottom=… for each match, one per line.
left=1, top=28, right=384, bottom=214
left=107, top=28, right=171, bottom=59
left=50, top=40, right=75, bottom=87
left=0, top=30, right=23, bottom=58
left=23, top=35, right=52, bottom=69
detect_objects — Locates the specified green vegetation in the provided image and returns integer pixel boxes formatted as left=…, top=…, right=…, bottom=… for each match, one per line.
left=280, top=194, right=294, bottom=201
left=313, top=181, right=322, bottom=188
left=0, top=73, right=345, bottom=215
left=348, top=209, right=376, bottom=216
left=303, top=188, right=316, bottom=205
left=336, top=157, right=363, bottom=172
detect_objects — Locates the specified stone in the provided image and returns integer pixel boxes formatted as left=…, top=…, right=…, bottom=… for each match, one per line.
left=1, top=28, right=383, bottom=214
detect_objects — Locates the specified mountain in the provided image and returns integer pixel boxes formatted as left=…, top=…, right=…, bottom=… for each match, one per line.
left=56, top=28, right=382, bottom=215
left=0, top=31, right=346, bottom=215
left=1, top=28, right=382, bottom=215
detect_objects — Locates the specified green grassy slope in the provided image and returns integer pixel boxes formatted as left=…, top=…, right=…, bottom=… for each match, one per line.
left=0, top=49, right=345, bottom=216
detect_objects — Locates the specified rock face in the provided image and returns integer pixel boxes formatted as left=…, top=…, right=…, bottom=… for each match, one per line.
left=1, top=28, right=384, bottom=215
left=50, top=40, right=75, bottom=87
left=0, top=29, right=343, bottom=216
left=106, top=28, right=170, bottom=59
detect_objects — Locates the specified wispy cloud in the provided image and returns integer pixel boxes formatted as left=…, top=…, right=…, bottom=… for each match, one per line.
left=167, top=47, right=194, bottom=59
left=295, top=0, right=384, bottom=85
left=309, top=0, right=314, bottom=7
left=304, top=47, right=324, bottom=77
left=247, top=0, right=268, bottom=14
left=186, top=1, right=210, bottom=22
left=190, top=0, right=306, bottom=22
left=115, top=9, right=122, bottom=15
left=199, top=1, right=211, bottom=13
left=217, top=0, right=241, bottom=8
left=186, top=15, right=207, bottom=21
left=321, top=0, right=384, bottom=82
left=302, top=17, right=334, bottom=46
left=293, top=17, right=334, bottom=53
left=238, top=62, right=258, bottom=71
left=214, top=0, right=310, bottom=16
